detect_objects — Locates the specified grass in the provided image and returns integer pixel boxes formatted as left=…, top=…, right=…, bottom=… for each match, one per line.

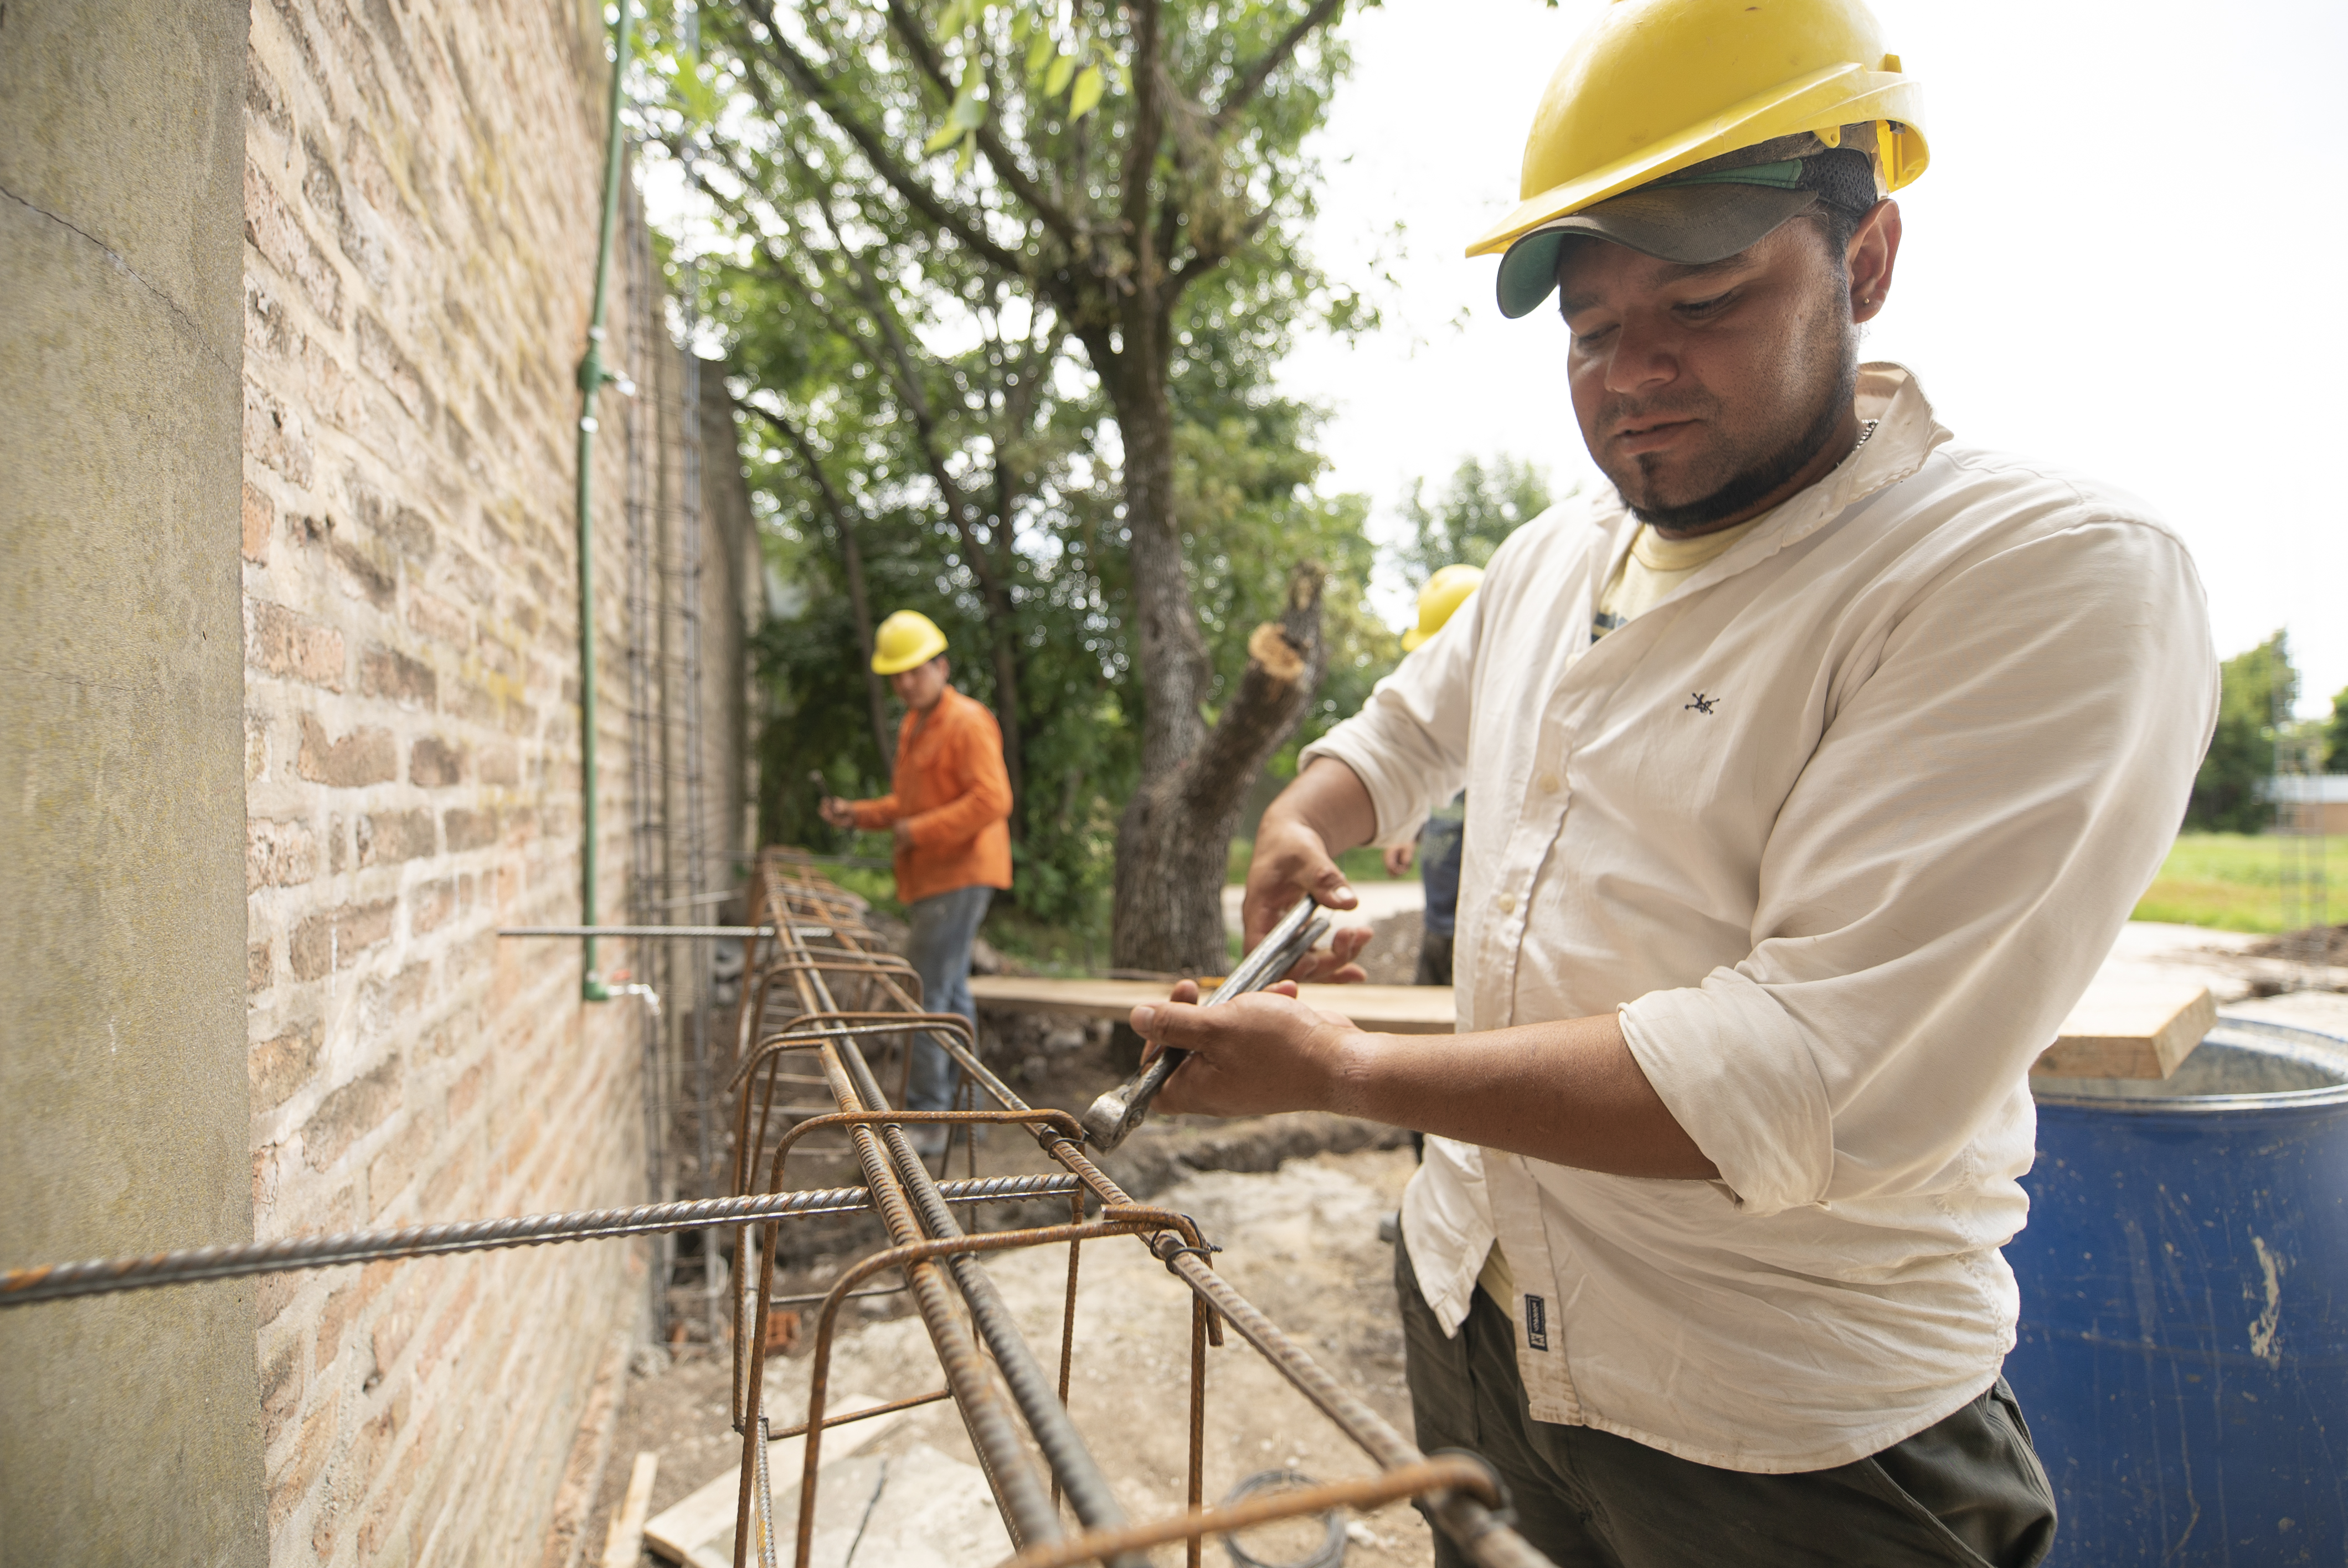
left=2131, top=833, right=2343, bottom=933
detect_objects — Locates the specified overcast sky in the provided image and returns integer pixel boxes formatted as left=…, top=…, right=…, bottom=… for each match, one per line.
left=1284, top=0, right=2347, bottom=716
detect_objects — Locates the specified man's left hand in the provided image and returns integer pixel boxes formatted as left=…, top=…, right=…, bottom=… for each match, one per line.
left=1132, top=982, right=1373, bottom=1120
left=892, top=819, right=913, bottom=849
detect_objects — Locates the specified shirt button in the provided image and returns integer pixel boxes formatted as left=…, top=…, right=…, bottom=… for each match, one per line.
left=1539, top=772, right=1562, bottom=793
left=1496, top=893, right=1517, bottom=915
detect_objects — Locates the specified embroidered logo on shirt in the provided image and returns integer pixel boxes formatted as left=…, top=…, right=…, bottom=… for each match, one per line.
left=1683, top=692, right=1718, bottom=715
left=1523, top=1294, right=1549, bottom=1352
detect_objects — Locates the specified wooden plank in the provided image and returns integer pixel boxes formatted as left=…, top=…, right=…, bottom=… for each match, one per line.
left=643, top=1394, right=904, bottom=1568
left=2035, top=981, right=2216, bottom=1080
left=600, top=1452, right=660, bottom=1568
left=973, top=976, right=2215, bottom=1078
left=969, top=976, right=1455, bottom=1034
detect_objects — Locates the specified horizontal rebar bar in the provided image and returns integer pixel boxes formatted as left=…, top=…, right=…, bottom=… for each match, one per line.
left=499, top=925, right=827, bottom=938
left=993, top=1455, right=1500, bottom=1568
left=739, top=852, right=1558, bottom=1568
left=0, top=1173, right=1080, bottom=1308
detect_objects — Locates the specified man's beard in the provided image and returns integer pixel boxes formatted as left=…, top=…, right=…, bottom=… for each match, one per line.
left=1603, top=331, right=1860, bottom=534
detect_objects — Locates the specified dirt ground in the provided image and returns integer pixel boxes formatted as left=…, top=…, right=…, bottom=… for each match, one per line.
left=581, top=1144, right=1435, bottom=1568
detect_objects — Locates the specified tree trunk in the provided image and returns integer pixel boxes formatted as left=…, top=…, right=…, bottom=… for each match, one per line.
left=1107, top=364, right=1331, bottom=973
left=835, top=514, right=895, bottom=770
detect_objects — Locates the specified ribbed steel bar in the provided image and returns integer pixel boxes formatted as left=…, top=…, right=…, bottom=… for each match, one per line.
left=0, top=1174, right=1079, bottom=1308
left=1156, top=1246, right=1547, bottom=1568
left=733, top=1040, right=1063, bottom=1567
left=770, top=860, right=1550, bottom=1568
left=832, top=1040, right=1148, bottom=1568
left=750, top=852, right=1554, bottom=1568
left=498, top=925, right=821, bottom=938
left=785, top=1217, right=1167, bottom=1568
left=760, top=863, right=1145, bottom=1556
left=993, top=1456, right=1502, bottom=1568
left=732, top=868, right=1067, bottom=1567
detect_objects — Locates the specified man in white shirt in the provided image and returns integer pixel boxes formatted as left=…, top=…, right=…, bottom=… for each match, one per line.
left=1128, top=3, right=2216, bottom=1564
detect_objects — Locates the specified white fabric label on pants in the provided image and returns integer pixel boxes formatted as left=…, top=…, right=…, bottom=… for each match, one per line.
left=1523, top=1294, right=1549, bottom=1352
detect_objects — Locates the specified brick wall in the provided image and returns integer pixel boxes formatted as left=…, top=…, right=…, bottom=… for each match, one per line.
left=238, top=1, right=747, bottom=1560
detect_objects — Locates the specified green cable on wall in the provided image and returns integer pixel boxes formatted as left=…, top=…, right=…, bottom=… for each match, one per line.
left=575, top=0, right=635, bottom=1003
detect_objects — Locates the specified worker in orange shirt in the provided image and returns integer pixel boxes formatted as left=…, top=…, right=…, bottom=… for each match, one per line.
left=819, top=611, right=1013, bottom=1150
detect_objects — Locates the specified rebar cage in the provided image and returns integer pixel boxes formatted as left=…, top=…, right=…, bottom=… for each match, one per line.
left=0, top=848, right=1554, bottom=1568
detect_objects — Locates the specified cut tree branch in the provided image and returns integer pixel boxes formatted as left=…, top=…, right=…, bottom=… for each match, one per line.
left=1180, top=561, right=1328, bottom=822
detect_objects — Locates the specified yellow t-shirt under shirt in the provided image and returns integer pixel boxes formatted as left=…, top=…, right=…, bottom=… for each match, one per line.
left=1589, top=510, right=1772, bottom=642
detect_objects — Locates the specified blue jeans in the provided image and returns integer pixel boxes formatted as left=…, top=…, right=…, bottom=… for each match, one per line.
left=905, top=884, right=993, bottom=1112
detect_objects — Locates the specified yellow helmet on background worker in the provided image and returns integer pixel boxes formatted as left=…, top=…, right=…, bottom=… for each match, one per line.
left=1471, top=0, right=1928, bottom=319
left=871, top=610, right=949, bottom=675
left=1402, top=565, right=1486, bottom=652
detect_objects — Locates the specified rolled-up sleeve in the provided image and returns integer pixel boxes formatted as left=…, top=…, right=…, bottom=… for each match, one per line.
left=1619, top=520, right=2216, bottom=1216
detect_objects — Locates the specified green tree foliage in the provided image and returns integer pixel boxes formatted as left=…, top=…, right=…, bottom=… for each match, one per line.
left=1394, top=453, right=1557, bottom=586
left=2186, top=630, right=2297, bottom=833
left=2326, top=684, right=2347, bottom=773
left=635, top=1, right=1377, bottom=940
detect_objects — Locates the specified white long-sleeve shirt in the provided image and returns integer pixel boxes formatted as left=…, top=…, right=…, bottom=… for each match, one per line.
left=1301, top=364, right=2216, bottom=1472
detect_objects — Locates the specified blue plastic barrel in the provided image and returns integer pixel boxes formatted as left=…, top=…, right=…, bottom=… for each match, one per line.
left=2007, top=1016, right=2348, bottom=1566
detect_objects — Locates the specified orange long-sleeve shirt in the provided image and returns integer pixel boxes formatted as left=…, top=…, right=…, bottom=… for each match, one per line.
left=849, top=685, right=1013, bottom=903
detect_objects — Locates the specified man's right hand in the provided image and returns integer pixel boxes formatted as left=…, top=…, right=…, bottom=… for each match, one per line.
left=1243, top=757, right=1379, bottom=983
left=817, top=795, right=857, bottom=830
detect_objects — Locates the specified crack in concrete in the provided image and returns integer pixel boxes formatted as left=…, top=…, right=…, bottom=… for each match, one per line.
left=2, top=180, right=237, bottom=378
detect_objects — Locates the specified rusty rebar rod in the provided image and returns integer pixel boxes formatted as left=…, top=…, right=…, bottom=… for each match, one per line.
left=738, top=1040, right=1065, bottom=1567
left=735, top=852, right=1554, bottom=1568
left=836, top=1050, right=1149, bottom=1568
left=769, top=893, right=1147, bottom=1568
left=729, top=880, right=1070, bottom=1567
left=784, top=1217, right=1170, bottom=1568
left=0, top=1173, right=1080, bottom=1308
left=992, top=1456, right=1503, bottom=1568
left=772, top=868, right=1548, bottom=1568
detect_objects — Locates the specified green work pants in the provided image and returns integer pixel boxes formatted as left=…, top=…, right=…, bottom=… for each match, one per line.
left=1396, top=1237, right=2057, bottom=1567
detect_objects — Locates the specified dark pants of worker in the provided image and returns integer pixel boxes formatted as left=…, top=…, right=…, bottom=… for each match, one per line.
left=905, top=884, right=992, bottom=1113
left=1394, top=1237, right=2056, bottom=1568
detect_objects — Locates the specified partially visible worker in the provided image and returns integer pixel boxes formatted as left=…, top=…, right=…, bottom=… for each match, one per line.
left=820, top=611, right=1012, bottom=1152
left=1382, top=566, right=1483, bottom=986
left=1130, top=2, right=2218, bottom=1563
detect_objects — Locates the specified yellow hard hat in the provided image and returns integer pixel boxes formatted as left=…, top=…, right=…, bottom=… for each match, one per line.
left=871, top=610, right=948, bottom=675
left=1402, top=565, right=1485, bottom=652
left=1468, top=0, right=1927, bottom=298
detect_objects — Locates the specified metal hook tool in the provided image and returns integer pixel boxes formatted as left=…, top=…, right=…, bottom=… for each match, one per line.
left=1079, top=896, right=1331, bottom=1150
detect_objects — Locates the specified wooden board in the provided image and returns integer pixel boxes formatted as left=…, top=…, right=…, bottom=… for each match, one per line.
left=969, top=976, right=1456, bottom=1034
left=972, top=976, right=2215, bottom=1078
left=643, top=1394, right=904, bottom=1568
left=2035, top=981, right=2216, bottom=1080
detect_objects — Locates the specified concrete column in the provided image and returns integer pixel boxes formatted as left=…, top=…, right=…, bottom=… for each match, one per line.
left=0, top=3, right=263, bottom=1561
